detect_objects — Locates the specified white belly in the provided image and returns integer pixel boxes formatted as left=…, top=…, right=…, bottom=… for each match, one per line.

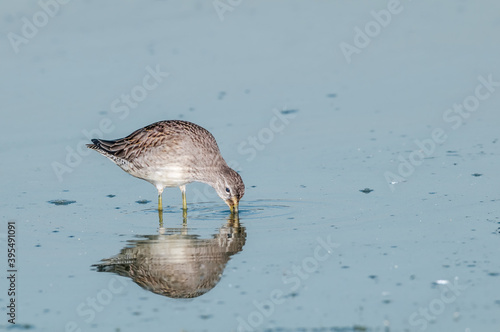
left=127, top=164, right=191, bottom=188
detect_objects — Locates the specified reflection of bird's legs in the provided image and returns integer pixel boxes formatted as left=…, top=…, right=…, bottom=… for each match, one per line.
left=158, top=208, right=164, bottom=228
left=181, top=221, right=188, bottom=235
left=228, top=213, right=239, bottom=228
left=158, top=213, right=165, bottom=234
left=182, top=208, right=187, bottom=225
left=179, top=185, right=187, bottom=211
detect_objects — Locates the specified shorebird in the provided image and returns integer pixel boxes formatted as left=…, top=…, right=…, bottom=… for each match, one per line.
left=87, top=120, right=244, bottom=213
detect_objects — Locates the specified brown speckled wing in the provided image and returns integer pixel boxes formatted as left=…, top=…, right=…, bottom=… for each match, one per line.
left=91, top=122, right=172, bottom=162
left=87, top=120, right=226, bottom=183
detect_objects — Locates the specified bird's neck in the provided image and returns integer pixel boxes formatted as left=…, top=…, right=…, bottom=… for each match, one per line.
left=195, top=162, right=230, bottom=188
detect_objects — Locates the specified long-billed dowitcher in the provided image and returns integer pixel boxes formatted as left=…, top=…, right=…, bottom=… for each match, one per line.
left=87, top=120, right=244, bottom=213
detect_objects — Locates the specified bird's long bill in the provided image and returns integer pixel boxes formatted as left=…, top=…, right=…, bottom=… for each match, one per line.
left=226, top=197, right=240, bottom=214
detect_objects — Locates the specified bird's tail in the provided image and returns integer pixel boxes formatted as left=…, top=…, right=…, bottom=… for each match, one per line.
left=87, top=139, right=125, bottom=165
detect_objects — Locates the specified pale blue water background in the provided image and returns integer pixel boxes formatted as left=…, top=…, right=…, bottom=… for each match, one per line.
left=1, top=1, right=500, bottom=331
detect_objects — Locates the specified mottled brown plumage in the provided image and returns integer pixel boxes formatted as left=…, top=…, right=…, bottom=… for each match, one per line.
left=87, top=120, right=244, bottom=212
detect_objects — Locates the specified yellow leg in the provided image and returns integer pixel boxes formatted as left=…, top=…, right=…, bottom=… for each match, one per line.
left=158, top=193, right=163, bottom=212
left=180, top=185, right=187, bottom=211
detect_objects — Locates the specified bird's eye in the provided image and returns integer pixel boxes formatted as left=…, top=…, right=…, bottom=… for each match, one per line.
left=225, top=187, right=230, bottom=194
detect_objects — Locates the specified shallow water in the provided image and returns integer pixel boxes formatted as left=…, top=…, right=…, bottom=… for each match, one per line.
left=1, top=1, right=500, bottom=331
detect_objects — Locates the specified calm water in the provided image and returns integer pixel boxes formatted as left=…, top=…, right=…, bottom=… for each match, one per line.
left=1, top=1, right=500, bottom=331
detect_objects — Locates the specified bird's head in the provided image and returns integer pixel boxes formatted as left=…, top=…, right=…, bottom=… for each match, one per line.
left=214, top=167, right=245, bottom=213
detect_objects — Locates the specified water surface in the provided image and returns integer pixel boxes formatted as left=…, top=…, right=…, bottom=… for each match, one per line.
left=1, top=1, right=500, bottom=331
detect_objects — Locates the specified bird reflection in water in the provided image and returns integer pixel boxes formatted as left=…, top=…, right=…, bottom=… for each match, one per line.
left=92, top=214, right=246, bottom=298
